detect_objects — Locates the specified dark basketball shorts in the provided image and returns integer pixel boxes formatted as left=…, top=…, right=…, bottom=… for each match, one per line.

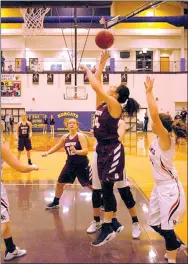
left=96, top=142, right=125, bottom=182
left=58, top=158, right=92, bottom=187
left=18, top=137, right=32, bottom=151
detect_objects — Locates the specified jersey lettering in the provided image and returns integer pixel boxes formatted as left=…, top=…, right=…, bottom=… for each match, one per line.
left=93, top=116, right=100, bottom=128
left=149, top=146, right=155, bottom=155
left=65, top=142, right=76, bottom=156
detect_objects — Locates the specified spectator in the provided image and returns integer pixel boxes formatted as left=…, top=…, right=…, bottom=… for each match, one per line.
left=174, top=112, right=182, bottom=120
left=7, top=65, right=14, bottom=73
left=1, top=120, right=5, bottom=132
left=1, top=115, right=5, bottom=122
left=9, top=115, right=14, bottom=133
left=124, top=66, right=130, bottom=72
left=5, top=114, right=10, bottom=132
left=143, top=112, right=149, bottom=132
left=27, top=114, right=33, bottom=123
left=1, top=53, right=5, bottom=72
left=180, top=107, right=187, bottom=123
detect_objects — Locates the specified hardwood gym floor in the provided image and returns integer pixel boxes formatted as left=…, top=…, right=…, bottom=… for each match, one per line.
left=1, top=132, right=187, bottom=263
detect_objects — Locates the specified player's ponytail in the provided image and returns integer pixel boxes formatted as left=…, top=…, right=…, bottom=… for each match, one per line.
left=171, top=120, right=188, bottom=139
left=116, top=84, right=140, bottom=116
left=123, top=98, right=140, bottom=117
left=159, top=113, right=188, bottom=140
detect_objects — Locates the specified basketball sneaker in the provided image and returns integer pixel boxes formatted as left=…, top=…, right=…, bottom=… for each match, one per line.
left=164, top=242, right=187, bottom=260
left=87, top=220, right=102, bottom=234
left=4, top=247, right=26, bottom=261
left=132, top=222, right=141, bottom=239
left=111, top=218, right=124, bottom=233
left=28, top=159, right=32, bottom=165
left=45, top=202, right=59, bottom=209
left=91, top=223, right=116, bottom=247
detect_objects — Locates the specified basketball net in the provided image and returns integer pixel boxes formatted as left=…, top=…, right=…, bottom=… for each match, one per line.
left=20, top=7, right=50, bottom=37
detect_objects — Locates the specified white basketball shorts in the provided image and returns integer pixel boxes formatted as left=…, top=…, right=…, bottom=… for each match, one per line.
left=147, top=179, right=185, bottom=230
left=1, top=182, right=10, bottom=224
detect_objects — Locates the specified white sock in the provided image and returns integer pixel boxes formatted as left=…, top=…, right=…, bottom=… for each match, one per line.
left=104, top=220, right=112, bottom=224
left=168, top=259, right=176, bottom=263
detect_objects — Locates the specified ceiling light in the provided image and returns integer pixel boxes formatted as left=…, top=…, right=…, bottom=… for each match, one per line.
left=146, top=10, right=154, bottom=16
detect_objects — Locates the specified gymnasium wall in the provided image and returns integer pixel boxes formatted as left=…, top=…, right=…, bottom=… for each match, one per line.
left=2, top=48, right=187, bottom=73
left=2, top=73, right=187, bottom=115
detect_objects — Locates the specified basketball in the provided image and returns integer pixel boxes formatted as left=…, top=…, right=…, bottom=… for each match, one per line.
left=95, top=30, right=114, bottom=49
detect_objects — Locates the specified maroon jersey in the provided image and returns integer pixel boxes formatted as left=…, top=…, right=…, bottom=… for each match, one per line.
left=19, top=122, right=30, bottom=137
left=64, top=133, right=87, bottom=164
left=93, top=102, right=120, bottom=142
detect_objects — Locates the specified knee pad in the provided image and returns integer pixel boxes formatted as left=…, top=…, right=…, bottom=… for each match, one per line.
left=151, top=225, right=163, bottom=236
left=92, top=189, right=102, bottom=208
left=161, top=230, right=179, bottom=251
left=103, top=193, right=117, bottom=212
left=118, top=186, right=135, bottom=209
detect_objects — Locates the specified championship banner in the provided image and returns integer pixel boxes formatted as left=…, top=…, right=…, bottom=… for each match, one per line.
left=1, top=74, right=21, bottom=103
left=26, top=111, right=95, bottom=132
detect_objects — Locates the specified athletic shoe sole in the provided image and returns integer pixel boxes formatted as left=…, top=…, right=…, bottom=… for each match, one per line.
left=45, top=205, right=59, bottom=210
left=132, top=229, right=141, bottom=239
left=116, top=225, right=124, bottom=234
left=4, top=250, right=26, bottom=261
left=91, top=231, right=116, bottom=247
left=87, top=230, right=97, bottom=234
left=87, top=228, right=102, bottom=234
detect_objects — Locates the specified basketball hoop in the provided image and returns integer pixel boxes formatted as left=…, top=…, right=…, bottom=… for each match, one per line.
left=74, top=95, right=78, bottom=100
left=20, top=7, right=50, bottom=37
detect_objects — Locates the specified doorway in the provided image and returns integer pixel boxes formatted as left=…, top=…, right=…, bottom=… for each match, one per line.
left=160, top=57, right=170, bottom=72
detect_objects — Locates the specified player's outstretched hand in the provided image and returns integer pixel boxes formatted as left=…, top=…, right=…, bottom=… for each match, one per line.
left=100, top=50, right=110, bottom=63
left=30, top=164, right=39, bottom=171
left=144, top=76, right=154, bottom=93
left=42, top=152, right=48, bottom=157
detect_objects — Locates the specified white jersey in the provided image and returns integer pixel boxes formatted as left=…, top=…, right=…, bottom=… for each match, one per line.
left=148, top=137, right=178, bottom=183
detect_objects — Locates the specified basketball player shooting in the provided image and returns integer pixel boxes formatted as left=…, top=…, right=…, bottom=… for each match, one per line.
left=80, top=53, right=139, bottom=246
left=87, top=51, right=141, bottom=241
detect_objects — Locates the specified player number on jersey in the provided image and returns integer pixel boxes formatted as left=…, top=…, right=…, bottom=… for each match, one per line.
left=67, top=147, right=75, bottom=156
left=22, top=129, right=28, bottom=135
left=94, top=117, right=100, bottom=128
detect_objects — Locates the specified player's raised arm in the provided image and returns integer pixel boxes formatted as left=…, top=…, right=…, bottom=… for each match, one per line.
left=80, top=65, right=121, bottom=118
left=95, top=51, right=110, bottom=107
left=144, top=76, right=170, bottom=150
left=42, top=134, right=66, bottom=156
